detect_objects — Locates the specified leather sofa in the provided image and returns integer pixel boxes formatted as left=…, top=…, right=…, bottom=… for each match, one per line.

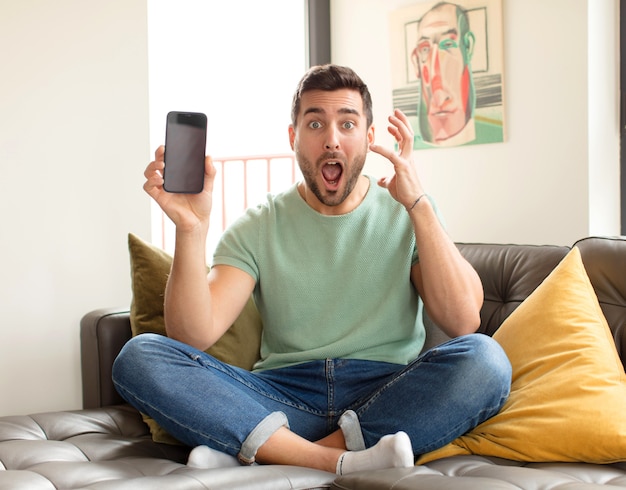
left=1, top=236, right=625, bottom=489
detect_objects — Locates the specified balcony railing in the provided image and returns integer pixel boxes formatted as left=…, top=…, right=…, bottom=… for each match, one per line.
left=158, top=154, right=300, bottom=254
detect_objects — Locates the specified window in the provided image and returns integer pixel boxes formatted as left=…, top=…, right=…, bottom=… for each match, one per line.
left=147, top=0, right=309, bottom=253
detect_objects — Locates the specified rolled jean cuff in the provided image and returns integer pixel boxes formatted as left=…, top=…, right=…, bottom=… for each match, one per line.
left=338, top=410, right=365, bottom=451
left=238, top=411, right=289, bottom=465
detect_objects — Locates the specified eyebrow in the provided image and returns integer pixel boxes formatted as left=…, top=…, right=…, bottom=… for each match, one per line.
left=303, top=107, right=361, bottom=118
left=418, top=28, right=459, bottom=42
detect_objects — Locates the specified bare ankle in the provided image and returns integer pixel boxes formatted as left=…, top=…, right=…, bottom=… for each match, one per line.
left=315, top=430, right=347, bottom=449
left=255, top=427, right=344, bottom=473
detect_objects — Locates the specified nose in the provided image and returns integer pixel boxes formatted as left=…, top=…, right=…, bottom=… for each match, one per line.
left=324, top=126, right=340, bottom=150
left=430, top=49, right=443, bottom=92
left=429, top=47, right=449, bottom=108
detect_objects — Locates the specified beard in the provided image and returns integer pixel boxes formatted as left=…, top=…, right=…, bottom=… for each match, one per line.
left=295, top=146, right=368, bottom=208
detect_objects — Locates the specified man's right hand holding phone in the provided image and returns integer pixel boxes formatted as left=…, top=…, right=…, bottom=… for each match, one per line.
left=143, top=145, right=216, bottom=235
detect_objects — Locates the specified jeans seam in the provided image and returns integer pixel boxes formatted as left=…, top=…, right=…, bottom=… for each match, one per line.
left=354, top=361, right=414, bottom=415
left=325, top=359, right=336, bottom=432
left=196, top=353, right=326, bottom=416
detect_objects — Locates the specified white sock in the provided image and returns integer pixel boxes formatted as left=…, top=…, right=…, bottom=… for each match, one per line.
left=187, top=445, right=239, bottom=469
left=187, top=445, right=214, bottom=468
left=336, top=431, right=414, bottom=475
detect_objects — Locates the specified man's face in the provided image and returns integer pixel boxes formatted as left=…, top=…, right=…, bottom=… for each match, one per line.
left=289, top=88, right=374, bottom=214
left=414, top=4, right=472, bottom=143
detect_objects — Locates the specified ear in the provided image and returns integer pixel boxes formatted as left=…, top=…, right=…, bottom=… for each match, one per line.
left=288, top=125, right=296, bottom=150
left=463, top=31, right=475, bottom=60
left=367, top=125, right=375, bottom=148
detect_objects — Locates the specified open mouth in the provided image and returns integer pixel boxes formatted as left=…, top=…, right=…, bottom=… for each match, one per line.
left=321, top=161, right=343, bottom=187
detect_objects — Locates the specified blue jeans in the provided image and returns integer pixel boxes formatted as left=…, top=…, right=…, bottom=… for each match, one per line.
left=112, top=333, right=511, bottom=464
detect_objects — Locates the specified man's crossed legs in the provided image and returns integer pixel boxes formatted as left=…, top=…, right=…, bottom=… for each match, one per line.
left=112, top=333, right=511, bottom=474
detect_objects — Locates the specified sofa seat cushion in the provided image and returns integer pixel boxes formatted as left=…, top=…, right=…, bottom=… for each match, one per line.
left=332, top=456, right=626, bottom=489
left=0, top=405, right=335, bottom=489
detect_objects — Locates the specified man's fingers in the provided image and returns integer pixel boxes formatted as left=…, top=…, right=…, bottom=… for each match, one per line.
left=144, top=158, right=164, bottom=179
left=202, top=155, right=216, bottom=193
left=369, top=143, right=395, bottom=161
left=370, top=142, right=408, bottom=171
left=388, top=111, right=414, bottom=157
left=394, top=109, right=412, bottom=129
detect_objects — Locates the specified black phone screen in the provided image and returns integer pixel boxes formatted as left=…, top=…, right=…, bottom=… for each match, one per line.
left=163, top=111, right=207, bottom=193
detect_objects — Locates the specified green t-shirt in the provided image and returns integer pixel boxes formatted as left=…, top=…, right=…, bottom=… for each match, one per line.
left=212, top=176, right=427, bottom=371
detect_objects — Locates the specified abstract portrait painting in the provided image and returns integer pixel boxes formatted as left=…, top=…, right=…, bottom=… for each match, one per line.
left=389, top=0, right=505, bottom=149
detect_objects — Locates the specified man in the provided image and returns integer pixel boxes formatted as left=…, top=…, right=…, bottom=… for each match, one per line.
left=113, top=64, right=511, bottom=475
left=411, top=2, right=476, bottom=146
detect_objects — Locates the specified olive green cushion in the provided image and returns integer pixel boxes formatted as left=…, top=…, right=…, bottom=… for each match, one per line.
left=128, top=233, right=263, bottom=443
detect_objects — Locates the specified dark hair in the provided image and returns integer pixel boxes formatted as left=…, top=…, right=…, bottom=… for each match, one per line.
left=290, top=64, right=373, bottom=128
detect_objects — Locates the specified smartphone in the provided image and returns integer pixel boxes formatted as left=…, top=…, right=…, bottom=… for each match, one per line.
left=163, top=111, right=207, bottom=193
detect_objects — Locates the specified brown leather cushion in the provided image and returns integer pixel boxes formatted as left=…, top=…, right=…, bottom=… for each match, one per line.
left=458, top=243, right=569, bottom=335
left=575, top=236, right=626, bottom=370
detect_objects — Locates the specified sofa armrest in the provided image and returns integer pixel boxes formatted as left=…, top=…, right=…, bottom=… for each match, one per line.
left=80, top=307, right=132, bottom=409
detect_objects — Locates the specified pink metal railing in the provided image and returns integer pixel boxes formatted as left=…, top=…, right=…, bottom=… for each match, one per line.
left=214, top=154, right=298, bottom=230
left=159, top=154, right=298, bottom=252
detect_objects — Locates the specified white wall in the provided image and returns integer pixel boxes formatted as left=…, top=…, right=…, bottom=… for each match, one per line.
left=0, top=0, right=151, bottom=415
left=332, top=0, right=621, bottom=246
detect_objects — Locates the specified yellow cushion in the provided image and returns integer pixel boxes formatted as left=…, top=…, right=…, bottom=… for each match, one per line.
left=418, top=247, right=626, bottom=464
left=128, top=233, right=263, bottom=443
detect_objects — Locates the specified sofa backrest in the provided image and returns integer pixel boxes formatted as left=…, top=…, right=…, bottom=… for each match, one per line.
left=82, top=237, right=626, bottom=409
left=574, top=237, right=626, bottom=367
left=457, top=242, right=569, bottom=336
left=458, top=237, right=626, bottom=370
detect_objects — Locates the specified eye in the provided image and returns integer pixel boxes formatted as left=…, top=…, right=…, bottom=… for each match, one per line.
left=342, top=121, right=355, bottom=130
left=308, top=121, right=322, bottom=129
left=439, top=38, right=458, bottom=51
left=417, top=42, right=431, bottom=60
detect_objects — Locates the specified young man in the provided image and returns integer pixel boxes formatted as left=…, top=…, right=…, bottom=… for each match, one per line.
left=113, top=65, right=511, bottom=475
